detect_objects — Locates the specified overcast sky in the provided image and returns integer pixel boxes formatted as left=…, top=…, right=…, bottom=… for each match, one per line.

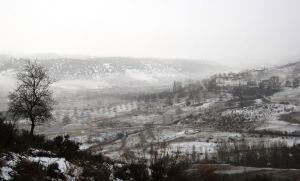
left=0, top=0, right=299, bottom=66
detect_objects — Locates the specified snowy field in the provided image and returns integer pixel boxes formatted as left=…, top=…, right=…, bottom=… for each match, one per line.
left=1, top=73, right=300, bottom=161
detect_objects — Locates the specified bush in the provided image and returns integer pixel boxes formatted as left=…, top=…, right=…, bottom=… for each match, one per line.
left=0, top=117, right=49, bottom=153
left=12, top=159, right=68, bottom=181
left=0, top=117, right=18, bottom=150
left=44, top=135, right=80, bottom=160
left=46, top=163, right=66, bottom=180
left=0, top=118, right=80, bottom=160
left=13, top=159, right=48, bottom=181
left=80, top=163, right=111, bottom=181
left=150, top=152, right=190, bottom=181
left=114, top=161, right=150, bottom=181
left=12, top=131, right=47, bottom=153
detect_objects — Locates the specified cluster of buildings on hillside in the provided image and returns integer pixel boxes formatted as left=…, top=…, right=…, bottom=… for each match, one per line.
left=214, top=72, right=281, bottom=90
left=171, top=69, right=300, bottom=93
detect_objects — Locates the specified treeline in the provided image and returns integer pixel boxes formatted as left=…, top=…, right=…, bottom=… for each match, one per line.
left=216, top=141, right=300, bottom=169
left=231, top=86, right=278, bottom=101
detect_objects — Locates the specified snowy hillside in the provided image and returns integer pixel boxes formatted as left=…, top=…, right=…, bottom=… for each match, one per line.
left=248, top=60, right=300, bottom=81
left=0, top=56, right=228, bottom=91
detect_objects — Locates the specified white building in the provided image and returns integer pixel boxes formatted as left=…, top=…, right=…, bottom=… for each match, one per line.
left=216, top=76, right=247, bottom=87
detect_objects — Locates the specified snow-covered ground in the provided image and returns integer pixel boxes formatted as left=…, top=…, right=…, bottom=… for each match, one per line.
left=25, top=91, right=299, bottom=161
left=0, top=151, right=79, bottom=180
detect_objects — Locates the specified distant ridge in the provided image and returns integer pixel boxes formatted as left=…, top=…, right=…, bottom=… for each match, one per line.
left=0, top=55, right=230, bottom=92
left=277, top=60, right=300, bottom=69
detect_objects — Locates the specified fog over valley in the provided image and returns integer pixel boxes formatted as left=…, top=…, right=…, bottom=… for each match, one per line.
left=1, top=0, right=300, bottom=180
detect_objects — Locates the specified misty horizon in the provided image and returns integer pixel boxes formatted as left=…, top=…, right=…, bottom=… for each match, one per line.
left=1, top=52, right=299, bottom=69
left=1, top=0, right=300, bottom=67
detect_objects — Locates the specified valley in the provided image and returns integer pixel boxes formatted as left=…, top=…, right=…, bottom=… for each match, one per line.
left=1, top=57, right=300, bottom=180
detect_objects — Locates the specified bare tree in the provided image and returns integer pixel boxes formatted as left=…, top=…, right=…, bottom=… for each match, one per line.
left=8, top=61, right=55, bottom=135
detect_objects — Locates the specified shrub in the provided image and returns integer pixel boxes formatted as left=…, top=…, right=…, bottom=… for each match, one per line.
left=0, top=118, right=81, bottom=161
left=46, top=163, right=66, bottom=180
left=12, top=131, right=47, bottom=153
left=44, top=135, right=80, bottom=160
left=13, top=159, right=68, bottom=181
left=150, top=152, right=189, bottom=181
left=114, top=161, right=150, bottom=181
left=80, top=163, right=111, bottom=181
left=0, top=117, right=18, bottom=150
left=0, top=117, right=49, bottom=153
left=13, top=159, right=48, bottom=181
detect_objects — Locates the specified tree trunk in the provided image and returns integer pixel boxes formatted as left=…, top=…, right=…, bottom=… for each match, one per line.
left=30, top=119, right=35, bottom=135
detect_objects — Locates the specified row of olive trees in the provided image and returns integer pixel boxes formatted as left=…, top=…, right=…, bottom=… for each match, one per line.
left=7, top=61, right=54, bottom=135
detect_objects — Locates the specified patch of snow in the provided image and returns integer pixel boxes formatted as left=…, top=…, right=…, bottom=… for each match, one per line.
left=0, top=167, right=13, bottom=180
left=28, top=157, right=70, bottom=173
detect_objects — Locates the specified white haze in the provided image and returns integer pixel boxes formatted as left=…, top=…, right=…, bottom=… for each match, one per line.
left=0, top=0, right=300, bottom=67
